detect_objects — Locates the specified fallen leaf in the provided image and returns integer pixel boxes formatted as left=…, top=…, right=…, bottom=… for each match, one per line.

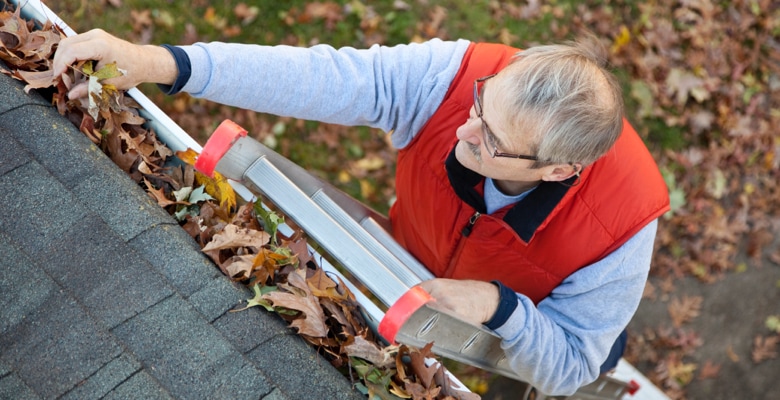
left=263, top=285, right=329, bottom=337
left=697, top=360, right=721, bottom=380
left=668, top=295, right=703, bottom=327
left=202, top=223, right=270, bottom=252
left=751, top=335, right=779, bottom=363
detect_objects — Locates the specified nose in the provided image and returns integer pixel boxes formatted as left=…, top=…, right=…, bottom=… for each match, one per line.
left=456, top=113, right=482, bottom=146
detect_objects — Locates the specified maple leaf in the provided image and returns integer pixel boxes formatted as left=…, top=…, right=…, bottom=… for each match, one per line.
left=668, top=295, right=703, bottom=327
left=751, top=335, right=779, bottom=364
left=202, top=223, right=270, bottom=252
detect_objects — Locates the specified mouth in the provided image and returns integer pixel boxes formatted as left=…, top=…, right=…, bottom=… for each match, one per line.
left=466, top=141, right=482, bottom=163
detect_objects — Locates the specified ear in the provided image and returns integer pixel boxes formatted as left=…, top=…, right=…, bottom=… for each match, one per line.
left=541, top=163, right=581, bottom=182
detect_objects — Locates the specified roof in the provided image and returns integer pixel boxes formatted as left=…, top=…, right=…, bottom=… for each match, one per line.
left=0, top=69, right=364, bottom=400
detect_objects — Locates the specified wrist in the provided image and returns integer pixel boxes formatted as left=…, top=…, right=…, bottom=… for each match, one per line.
left=143, top=45, right=178, bottom=85
left=484, top=280, right=518, bottom=330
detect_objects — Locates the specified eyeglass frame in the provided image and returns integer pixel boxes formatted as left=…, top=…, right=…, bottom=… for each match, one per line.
left=473, top=74, right=539, bottom=161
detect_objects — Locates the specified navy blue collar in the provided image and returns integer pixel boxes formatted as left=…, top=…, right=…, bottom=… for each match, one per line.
left=444, top=147, right=573, bottom=242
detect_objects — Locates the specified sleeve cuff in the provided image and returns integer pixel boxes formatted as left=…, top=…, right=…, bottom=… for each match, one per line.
left=157, top=44, right=191, bottom=95
left=484, top=280, right=519, bottom=330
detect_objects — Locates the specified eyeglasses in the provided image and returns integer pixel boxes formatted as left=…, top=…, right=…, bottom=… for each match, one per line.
left=473, top=74, right=538, bottom=161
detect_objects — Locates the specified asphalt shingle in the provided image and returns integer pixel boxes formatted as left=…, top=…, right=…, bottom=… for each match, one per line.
left=71, top=162, right=173, bottom=241
left=59, top=352, right=142, bottom=400
left=0, top=373, right=40, bottom=400
left=37, top=213, right=174, bottom=329
left=0, top=104, right=108, bottom=189
left=0, top=232, right=55, bottom=335
left=0, top=64, right=51, bottom=112
left=0, top=161, right=89, bottom=252
left=248, top=334, right=364, bottom=400
left=187, top=275, right=248, bottom=322
left=129, top=223, right=218, bottom=297
left=212, top=303, right=291, bottom=354
left=0, top=295, right=123, bottom=399
left=102, top=371, right=174, bottom=400
left=112, top=295, right=274, bottom=400
left=0, top=131, right=30, bottom=176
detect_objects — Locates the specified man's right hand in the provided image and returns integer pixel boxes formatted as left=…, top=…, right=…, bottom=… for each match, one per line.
left=52, top=29, right=178, bottom=99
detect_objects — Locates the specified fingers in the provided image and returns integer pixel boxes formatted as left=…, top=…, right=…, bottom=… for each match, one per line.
left=52, top=29, right=109, bottom=77
left=67, top=82, right=88, bottom=100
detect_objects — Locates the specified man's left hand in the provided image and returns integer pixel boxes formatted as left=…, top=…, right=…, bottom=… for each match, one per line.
left=416, top=278, right=500, bottom=326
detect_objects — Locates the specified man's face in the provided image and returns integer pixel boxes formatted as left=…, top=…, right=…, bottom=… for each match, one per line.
left=454, top=73, right=548, bottom=194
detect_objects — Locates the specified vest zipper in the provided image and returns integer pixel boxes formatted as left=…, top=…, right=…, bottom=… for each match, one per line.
left=443, top=211, right=481, bottom=277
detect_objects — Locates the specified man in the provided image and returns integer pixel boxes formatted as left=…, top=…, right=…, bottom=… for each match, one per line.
left=53, top=29, right=669, bottom=395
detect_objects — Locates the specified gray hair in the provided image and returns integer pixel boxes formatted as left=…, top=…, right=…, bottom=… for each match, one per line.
left=496, top=36, right=624, bottom=168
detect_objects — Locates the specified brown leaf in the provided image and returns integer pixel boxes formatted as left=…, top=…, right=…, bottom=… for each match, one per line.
left=344, top=336, right=395, bottom=368
left=224, top=253, right=256, bottom=280
left=15, top=69, right=55, bottom=92
left=697, top=360, right=721, bottom=380
left=202, top=223, right=270, bottom=252
left=751, top=335, right=779, bottom=364
left=307, top=267, right=346, bottom=300
left=143, top=178, right=177, bottom=208
left=263, top=286, right=328, bottom=338
left=407, top=343, right=439, bottom=389
left=668, top=295, right=703, bottom=327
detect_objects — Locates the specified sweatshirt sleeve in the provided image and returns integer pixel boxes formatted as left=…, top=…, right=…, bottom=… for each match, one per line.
left=177, top=39, right=470, bottom=148
left=492, top=219, right=658, bottom=396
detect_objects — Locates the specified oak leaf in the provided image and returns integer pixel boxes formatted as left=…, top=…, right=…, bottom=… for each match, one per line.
left=751, top=335, right=779, bottom=364
left=263, top=285, right=328, bottom=337
left=668, top=295, right=702, bottom=327
left=344, top=336, right=395, bottom=368
left=202, top=223, right=270, bottom=252
left=225, top=253, right=256, bottom=280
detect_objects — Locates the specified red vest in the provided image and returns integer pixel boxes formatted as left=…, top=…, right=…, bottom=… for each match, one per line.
left=389, top=43, right=670, bottom=304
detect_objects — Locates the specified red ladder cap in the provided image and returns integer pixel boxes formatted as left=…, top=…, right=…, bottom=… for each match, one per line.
left=627, top=379, right=641, bottom=395
left=194, top=119, right=248, bottom=177
left=378, top=286, right=433, bottom=343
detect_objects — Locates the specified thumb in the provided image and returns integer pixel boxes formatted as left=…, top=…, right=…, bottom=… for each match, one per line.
left=67, top=82, right=89, bottom=100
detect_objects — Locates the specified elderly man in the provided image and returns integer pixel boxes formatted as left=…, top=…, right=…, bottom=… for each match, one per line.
left=53, top=29, right=669, bottom=395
